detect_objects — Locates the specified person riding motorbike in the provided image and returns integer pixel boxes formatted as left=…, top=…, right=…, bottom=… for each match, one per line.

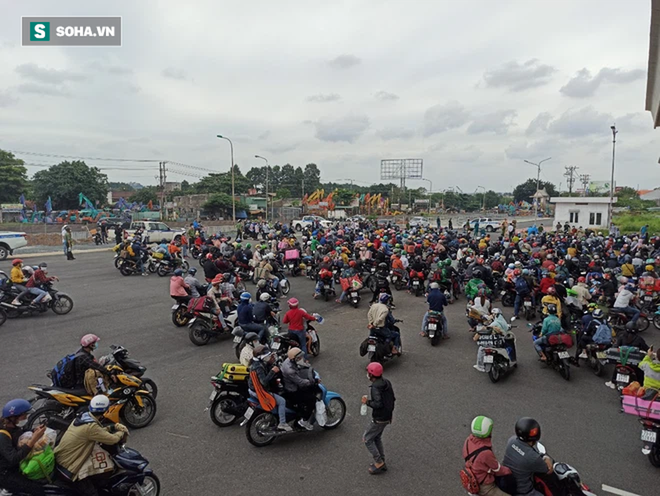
left=462, top=416, right=512, bottom=496
left=534, top=304, right=563, bottom=362
left=253, top=292, right=278, bottom=337
left=184, top=267, right=205, bottom=297
left=421, top=282, right=449, bottom=338
left=237, top=292, right=266, bottom=343
left=129, top=239, right=148, bottom=276
left=202, top=253, right=221, bottom=281
left=70, top=334, right=116, bottom=390
left=502, top=418, right=553, bottom=496
left=239, top=332, right=261, bottom=367
left=337, top=260, right=360, bottom=304
left=54, top=395, right=128, bottom=495
left=0, top=399, right=47, bottom=495
left=282, top=298, right=317, bottom=358
left=281, top=347, right=317, bottom=431
left=639, top=347, right=660, bottom=400
left=247, top=345, right=291, bottom=432
left=205, top=275, right=230, bottom=331
left=540, top=286, right=562, bottom=318
left=9, top=259, right=46, bottom=307
left=18, top=262, right=57, bottom=306
left=613, top=283, right=640, bottom=326
left=367, top=293, right=401, bottom=354
left=371, top=262, right=394, bottom=306
left=170, top=268, right=191, bottom=305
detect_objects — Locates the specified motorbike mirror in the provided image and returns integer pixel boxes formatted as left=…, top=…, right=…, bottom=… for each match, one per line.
left=535, top=441, right=546, bottom=455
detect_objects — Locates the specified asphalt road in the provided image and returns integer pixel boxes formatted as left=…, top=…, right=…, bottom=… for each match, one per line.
left=0, top=252, right=657, bottom=496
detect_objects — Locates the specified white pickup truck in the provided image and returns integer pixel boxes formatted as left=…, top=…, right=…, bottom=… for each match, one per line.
left=461, top=217, right=501, bottom=232
left=292, top=215, right=332, bottom=231
left=0, top=231, right=28, bottom=260
left=124, top=221, right=185, bottom=243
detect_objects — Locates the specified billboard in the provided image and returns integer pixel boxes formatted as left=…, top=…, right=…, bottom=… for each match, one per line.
left=588, top=181, right=614, bottom=194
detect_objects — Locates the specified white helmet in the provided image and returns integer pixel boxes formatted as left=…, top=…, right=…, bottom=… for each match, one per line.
left=492, top=308, right=502, bottom=315
left=259, top=292, right=270, bottom=302
left=429, top=282, right=440, bottom=289
left=89, top=395, right=110, bottom=414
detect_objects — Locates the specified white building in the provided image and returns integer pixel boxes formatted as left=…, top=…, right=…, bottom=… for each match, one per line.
left=550, top=197, right=617, bottom=229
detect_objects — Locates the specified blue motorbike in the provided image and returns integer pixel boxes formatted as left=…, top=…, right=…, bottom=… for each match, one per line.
left=243, top=373, right=346, bottom=447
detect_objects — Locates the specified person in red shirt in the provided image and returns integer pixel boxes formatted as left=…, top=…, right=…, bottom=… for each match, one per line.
left=24, top=262, right=58, bottom=305
left=538, top=272, right=555, bottom=295
left=282, top=298, right=317, bottom=358
left=462, top=416, right=512, bottom=496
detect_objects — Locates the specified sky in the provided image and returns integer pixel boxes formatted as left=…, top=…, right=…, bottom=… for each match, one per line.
left=0, top=0, right=658, bottom=193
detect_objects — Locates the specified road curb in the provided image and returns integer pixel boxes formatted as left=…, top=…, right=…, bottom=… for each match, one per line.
left=10, top=247, right=113, bottom=259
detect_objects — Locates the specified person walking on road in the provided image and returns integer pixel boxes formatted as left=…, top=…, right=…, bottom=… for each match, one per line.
left=64, top=226, right=75, bottom=260
left=362, top=362, right=395, bottom=475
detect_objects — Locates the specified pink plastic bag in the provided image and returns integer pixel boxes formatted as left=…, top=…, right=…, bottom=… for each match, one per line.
left=285, top=249, right=300, bottom=260
left=621, top=395, right=660, bottom=420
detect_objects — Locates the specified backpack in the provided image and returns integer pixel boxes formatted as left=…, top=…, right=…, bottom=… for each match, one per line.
left=515, top=277, right=530, bottom=295
left=50, top=352, right=83, bottom=388
left=592, top=320, right=612, bottom=344
left=459, top=443, right=491, bottom=495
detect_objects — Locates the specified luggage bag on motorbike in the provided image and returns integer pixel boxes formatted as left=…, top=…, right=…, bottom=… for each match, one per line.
left=219, top=363, right=249, bottom=382
left=189, top=296, right=214, bottom=313
left=605, top=346, right=645, bottom=366
left=621, top=394, right=660, bottom=420
left=548, top=333, right=573, bottom=347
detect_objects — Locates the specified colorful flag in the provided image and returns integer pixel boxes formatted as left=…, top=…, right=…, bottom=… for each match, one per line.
left=19, top=194, right=26, bottom=205
left=45, top=196, right=52, bottom=214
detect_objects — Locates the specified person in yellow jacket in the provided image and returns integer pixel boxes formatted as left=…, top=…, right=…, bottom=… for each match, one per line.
left=54, top=395, right=127, bottom=495
left=540, top=287, right=562, bottom=318
left=640, top=348, right=660, bottom=399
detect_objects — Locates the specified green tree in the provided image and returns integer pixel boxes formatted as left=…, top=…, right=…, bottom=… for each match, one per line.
left=195, top=165, right=251, bottom=195
left=483, top=190, right=503, bottom=209
left=614, top=186, right=654, bottom=209
left=202, top=193, right=248, bottom=217
left=512, top=178, right=557, bottom=203
left=108, top=181, right=136, bottom=191
left=130, top=186, right=159, bottom=205
left=32, top=161, right=108, bottom=209
left=303, top=163, right=321, bottom=193
left=246, top=166, right=268, bottom=192
left=0, top=149, right=28, bottom=203
left=334, top=188, right=354, bottom=206
left=276, top=187, right=291, bottom=199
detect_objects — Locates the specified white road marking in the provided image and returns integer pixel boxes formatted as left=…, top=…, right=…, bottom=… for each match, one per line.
left=602, top=484, right=643, bottom=496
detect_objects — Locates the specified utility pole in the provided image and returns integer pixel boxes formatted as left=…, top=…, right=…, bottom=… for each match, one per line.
left=579, top=174, right=590, bottom=197
left=609, top=125, right=618, bottom=231
left=564, top=166, right=578, bottom=196
left=523, top=157, right=552, bottom=219
left=158, top=161, right=166, bottom=220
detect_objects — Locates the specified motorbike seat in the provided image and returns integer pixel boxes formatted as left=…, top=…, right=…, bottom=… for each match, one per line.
left=609, top=308, right=627, bottom=314
left=39, top=385, right=89, bottom=396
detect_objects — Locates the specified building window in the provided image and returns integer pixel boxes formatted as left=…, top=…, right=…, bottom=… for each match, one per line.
left=589, top=212, right=595, bottom=225
left=596, top=212, right=602, bottom=225
left=569, top=211, right=579, bottom=223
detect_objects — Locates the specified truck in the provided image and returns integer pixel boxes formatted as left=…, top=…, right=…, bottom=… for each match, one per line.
left=124, top=221, right=186, bottom=243
left=291, top=215, right=332, bottom=231
left=461, top=217, right=501, bottom=232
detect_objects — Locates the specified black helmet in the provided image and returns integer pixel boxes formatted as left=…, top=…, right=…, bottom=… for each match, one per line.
left=378, top=262, right=388, bottom=270
left=188, top=267, right=197, bottom=276
left=223, top=272, right=231, bottom=280
left=515, top=417, right=541, bottom=442
left=625, top=321, right=638, bottom=332
left=546, top=303, right=557, bottom=315
left=244, top=332, right=259, bottom=343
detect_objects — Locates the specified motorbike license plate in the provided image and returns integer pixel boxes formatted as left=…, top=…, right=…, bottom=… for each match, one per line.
left=367, top=344, right=376, bottom=352
left=351, top=292, right=358, bottom=297
left=209, top=390, right=217, bottom=402
left=428, top=323, right=437, bottom=330
left=616, top=373, right=630, bottom=384
left=483, top=355, right=494, bottom=363
left=645, top=296, right=653, bottom=301
left=641, top=430, right=657, bottom=443
left=244, top=407, right=254, bottom=420
left=524, top=301, right=532, bottom=307
left=500, top=290, right=506, bottom=295
left=392, top=276, right=398, bottom=281
left=413, top=281, right=419, bottom=286
left=171, top=304, right=179, bottom=310
left=271, top=342, right=281, bottom=350
left=557, top=351, right=570, bottom=359
left=233, top=336, right=242, bottom=343
left=596, top=352, right=607, bottom=360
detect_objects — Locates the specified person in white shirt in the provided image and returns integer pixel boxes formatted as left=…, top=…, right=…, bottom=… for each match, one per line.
left=613, top=284, right=640, bottom=325
left=400, top=254, right=409, bottom=270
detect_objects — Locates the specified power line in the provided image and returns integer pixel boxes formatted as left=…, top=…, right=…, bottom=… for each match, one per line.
left=8, top=149, right=160, bottom=163
left=564, top=166, right=578, bottom=196
left=579, top=174, right=590, bottom=197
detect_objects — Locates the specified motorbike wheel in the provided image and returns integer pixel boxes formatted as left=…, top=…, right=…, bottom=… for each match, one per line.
left=127, top=474, right=160, bottom=496
left=488, top=365, right=501, bottom=383
left=114, top=257, right=124, bottom=269
left=27, top=403, right=67, bottom=431
left=122, top=395, right=157, bottom=429
left=280, top=280, right=291, bottom=295
left=0, top=308, right=6, bottom=327
left=181, top=261, right=190, bottom=272
left=246, top=412, right=278, bottom=447
left=321, top=397, right=347, bottom=430
left=394, top=280, right=403, bottom=291
left=654, top=314, right=660, bottom=330
left=211, top=392, right=243, bottom=427
left=51, top=295, right=74, bottom=315
left=140, top=378, right=158, bottom=399
left=324, top=290, right=329, bottom=302
left=148, top=262, right=158, bottom=274
left=501, top=293, right=514, bottom=307
left=236, top=281, right=246, bottom=293
left=559, top=360, right=571, bottom=381
left=430, top=332, right=441, bottom=347
left=157, top=264, right=170, bottom=277
left=589, top=356, right=604, bottom=377
left=352, top=299, right=359, bottom=309
left=637, top=315, right=650, bottom=332
left=189, top=321, right=212, bottom=346
left=367, top=277, right=378, bottom=293
left=309, top=335, right=321, bottom=357
left=649, top=445, right=660, bottom=468
left=120, top=265, right=133, bottom=276
left=172, top=307, right=190, bottom=327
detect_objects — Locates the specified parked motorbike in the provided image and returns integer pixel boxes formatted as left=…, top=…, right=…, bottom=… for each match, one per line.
left=156, top=257, right=190, bottom=277
left=242, top=370, right=346, bottom=447
left=0, top=282, right=74, bottom=318
left=410, top=272, right=425, bottom=297
left=207, top=362, right=250, bottom=427
left=530, top=322, right=572, bottom=381
left=99, top=344, right=158, bottom=398
left=640, top=418, right=660, bottom=468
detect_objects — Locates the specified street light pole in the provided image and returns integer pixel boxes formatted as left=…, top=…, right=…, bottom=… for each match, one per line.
left=421, top=178, right=432, bottom=214
left=476, top=186, right=486, bottom=212
left=216, top=135, right=235, bottom=222
left=523, top=157, right=552, bottom=219
left=609, top=125, right=618, bottom=231
left=255, top=155, right=269, bottom=221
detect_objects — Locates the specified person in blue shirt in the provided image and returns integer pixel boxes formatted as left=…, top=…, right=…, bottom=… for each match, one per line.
left=421, top=282, right=449, bottom=338
left=534, top=303, right=563, bottom=361
left=237, top=292, right=266, bottom=342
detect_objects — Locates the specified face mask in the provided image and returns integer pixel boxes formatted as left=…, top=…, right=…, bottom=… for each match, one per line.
left=93, top=342, right=99, bottom=350
left=17, top=418, right=28, bottom=428
left=367, top=373, right=371, bottom=380
left=42, top=269, right=48, bottom=274
left=296, top=358, right=305, bottom=365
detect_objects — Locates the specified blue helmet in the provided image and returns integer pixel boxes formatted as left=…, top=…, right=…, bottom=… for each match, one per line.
left=173, top=269, right=183, bottom=277
left=187, top=267, right=197, bottom=276
left=2, top=399, right=31, bottom=418
left=240, top=292, right=252, bottom=301
left=379, top=292, right=391, bottom=303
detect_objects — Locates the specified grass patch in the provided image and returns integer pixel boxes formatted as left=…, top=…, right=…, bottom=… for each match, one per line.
left=613, top=212, right=660, bottom=234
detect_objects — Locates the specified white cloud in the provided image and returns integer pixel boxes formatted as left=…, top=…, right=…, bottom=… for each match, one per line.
left=467, top=109, right=517, bottom=135
left=547, top=106, right=613, bottom=137
left=328, top=54, right=361, bottom=69
left=306, top=93, right=341, bottom=103
left=15, top=63, right=85, bottom=84
left=374, top=91, right=399, bottom=101
left=483, top=59, right=556, bottom=91
left=162, top=67, right=188, bottom=80
left=423, top=101, right=470, bottom=136
left=560, top=67, right=646, bottom=98
left=376, top=127, right=415, bottom=140
left=526, top=112, right=553, bottom=136
left=314, top=114, right=370, bottom=143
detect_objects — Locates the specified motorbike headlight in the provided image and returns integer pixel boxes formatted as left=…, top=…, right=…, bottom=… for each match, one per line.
left=137, top=462, right=148, bottom=471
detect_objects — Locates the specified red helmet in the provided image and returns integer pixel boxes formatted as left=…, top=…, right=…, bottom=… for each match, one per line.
left=323, top=257, right=330, bottom=263
left=81, top=334, right=100, bottom=348
left=577, top=276, right=586, bottom=283
left=319, top=268, right=333, bottom=279
left=366, top=362, right=383, bottom=377
left=212, top=274, right=224, bottom=284
left=206, top=253, right=213, bottom=260
left=547, top=286, right=556, bottom=295
left=349, top=260, right=356, bottom=268
left=513, top=269, right=522, bottom=276
left=11, top=259, right=23, bottom=266
left=547, top=263, right=556, bottom=272
left=287, top=298, right=299, bottom=308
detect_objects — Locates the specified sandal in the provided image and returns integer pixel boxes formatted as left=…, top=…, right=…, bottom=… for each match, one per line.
left=369, top=464, right=386, bottom=475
